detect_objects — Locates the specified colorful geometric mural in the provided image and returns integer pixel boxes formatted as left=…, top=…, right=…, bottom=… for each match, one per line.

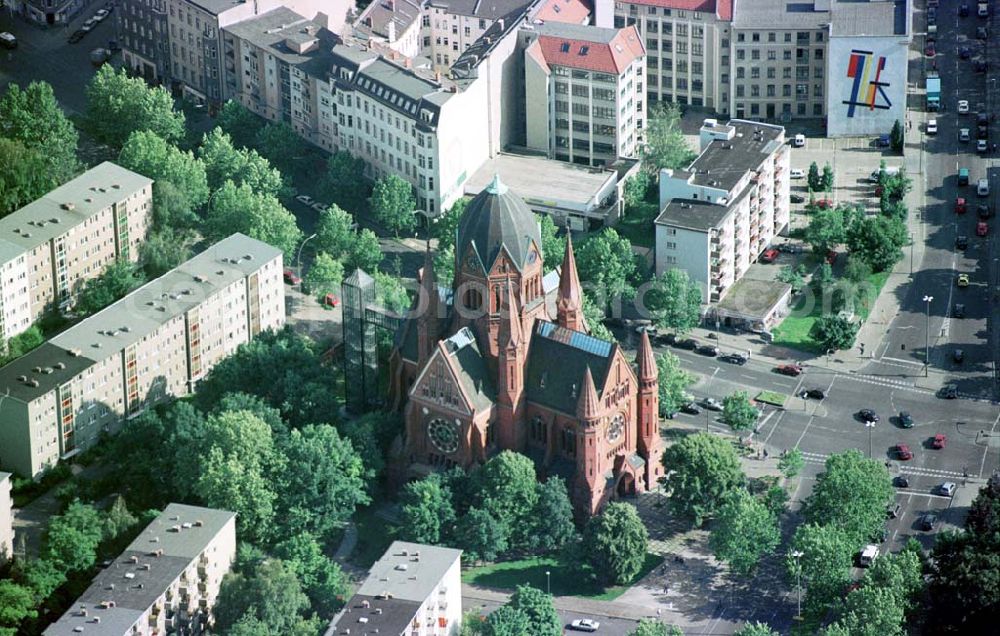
left=844, top=49, right=892, bottom=117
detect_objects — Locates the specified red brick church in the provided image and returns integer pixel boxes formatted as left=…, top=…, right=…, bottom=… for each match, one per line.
left=389, top=176, right=663, bottom=516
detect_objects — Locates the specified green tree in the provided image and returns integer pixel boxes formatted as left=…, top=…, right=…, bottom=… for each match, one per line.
left=863, top=546, right=924, bottom=611
left=656, top=351, right=694, bottom=416
left=807, top=161, right=822, bottom=191
left=629, top=620, right=684, bottom=636
left=928, top=530, right=1000, bottom=632
left=102, top=495, right=138, bottom=541
left=400, top=473, right=456, bottom=545
left=455, top=507, right=509, bottom=562
left=507, top=585, right=562, bottom=636
left=661, top=432, right=745, bottom=525
left=315, top=204, right=356, bottom=260
left=43, top=500, right=103, bottom=573
left=538, top=214, right=566, bottom=272
left=276, top=424, right=370, bottom=541
left=140, top=228, right=193, bottom=278
left=0, top=580, right=37, bottom=633
left=434, top=243, right=456, bottom=288
left=476, top=451, right=539, bottom=548
left=968, top=472, right=1000, bottom=535
left=818, top=262, right=834, bottom=287
left=0, top=138, right=56, bottom=217
left=151, top=180, right=200, bottom=230
left=481, top=606, right=530, bottom=636
left=214, top=559, right=311, bottom=635
left=273, top=534, right=349, bottom=618
left=811, top=314, right=858, bottom=351
left=530, top=477, right=577, bottom=552
left=645, top=269, right=703, bottom=333
left=338, top=411, right=400, bottom=483
left=778, top=264, right=807, bottom=293
left=433, top=198, right=468, bottom=252
left=803, top=450, right=893, bottom=547
left=722, top=391, right=759, bottom=431
left=844, top=254, right=873, bottom=284
left=0, top=81, right=79, bottom=183
left=348, top=229, right=383, bottom=273
left=623, top=172, right=652, bottom=208
left=788, top=523, right=855, bottom=617
left=1, top=325, right=44, bottom=364
left=710, top=489, right=780, bottom=577
left=319, top=150, right=369, bottom=210
left=75, top=260, right=144, bottom=315
left=118, top=130, right=209, bottom=209
left=641, top=102, right=697, bottom=173
left=254, top=121, right=314, bottom=178
left=778, top=448, right=805, bottom=479
left=216, top=100, right=265, bottom=149
left=846, top=215, right=907, bottom=273
left=821, top=163, right=835, bottom=192
left=16, top=558, right=66, bottom=601
left=734, top=622, right=779, bottom=636
left=373, top=270, right=412, bottom=314
left=585, top=502, right=648, bottom=585
left=805, top=207, right=846, bottom=256
left=205, top=180, right=303, bottom=259
left=582, top=293, right=614, bottom=341
left=889, top=119, right=904, bottom=152
left=824, top=585, right=906, bottom=636
left=85, top=65, right=185, bottom=147
left=304, top=252, right=345, bottom=302
left=199, top=127, right=285, bottom=197
left=370, top=174, right=416, bottom=237
left=577, top=228, right=637, bottom=303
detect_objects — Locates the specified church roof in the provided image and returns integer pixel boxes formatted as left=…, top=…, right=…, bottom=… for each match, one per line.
left=456, top=174, right=541, bottom=274
left=525, top=321, right=615, bottom=415
left=441, top=328, right=495, bottom=412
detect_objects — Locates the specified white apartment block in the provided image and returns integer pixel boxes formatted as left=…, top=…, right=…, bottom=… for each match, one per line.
left=655, top=119, right=790, bottom=304
left=613, top=0, right=732, bottom=113
left=328, top=541, right=463, bottom=636
left=0, top=234, right=285, bottom=479
left=0, top=162, right=153, bottom=343
left=222, top=8, right=340, bottom=151
left=43, top=503, right=237, bottom=636
left=0, top=472, right=12, bottom=563
left=524, top=21, right=645, bottom=167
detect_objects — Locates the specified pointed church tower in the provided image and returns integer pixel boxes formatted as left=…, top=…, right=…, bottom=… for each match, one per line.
left=496, top=278, right=527, bottom=451
left=416, top=249, right=440, bottom=367
left=575, top=366, right=602, bottom=513
left=556, top=234, right=587, bottom=333
left=635, top=329, right=663, bottom=491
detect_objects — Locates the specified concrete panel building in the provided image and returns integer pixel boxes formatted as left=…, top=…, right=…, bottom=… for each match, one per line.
left=0, top=234, right=285, bottom=478
left=43, top=503, right=236, bottom=636
left=0, top=162, right=153, bottom=343
left=654, top=119, right=790, bottom=311
left=327, top=541, right=463, bottom=635
left=0, top=472, right=12, bottom=563
left=523, top=21, right=645, bottom=167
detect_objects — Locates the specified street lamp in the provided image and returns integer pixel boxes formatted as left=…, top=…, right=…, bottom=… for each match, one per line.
left=545, top=570, right=551, bottom=596
left=923, top=295, right=933, bottom=376
left=295, top=233, right=318, bottom=275
left=866, top=420, right=876, bottom=459
left=909, top=232, right=914, bottom=276
left=791, top=550, right=804, bottom=620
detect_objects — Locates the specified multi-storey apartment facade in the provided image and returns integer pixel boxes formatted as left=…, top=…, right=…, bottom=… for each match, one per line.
left=11, top=0, right=86, bottom=26
left=655, top=119, right=790, bottom=304
left=0, top=472, right=12, bottom=563
left=524, top=21, right=645, bottom=167
left=118, top=0, right=170, bottom=81
left=43, top=503, right=236, bottom=636
left=328, top=541, right=463, bottom=635
left=0, top=234, right=285, bottom=478
left=613, top=0, right=732, bottom=113
left=0, top=162, right=152, bottom=342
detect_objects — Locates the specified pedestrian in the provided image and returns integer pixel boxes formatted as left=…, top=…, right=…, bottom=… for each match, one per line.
left=763, top=449, right=769, bottom=459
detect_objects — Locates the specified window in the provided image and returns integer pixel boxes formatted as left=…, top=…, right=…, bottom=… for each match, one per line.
left=692, top=42, right=703, bottom=56
left=813, top=103, right=823, bottom=116
left=752, top=33, right=760, bottom=42
left=785, top=33, right=792, bottom=43
left=767, top=50, right=776, bottom=60
left=676, top=41, right=686, bottom=54
left=798, top=103, right=807, bottom=115
left=736, top=67, right=745, bottom=79
left=783, top=84, right=791, bottom=97
left=814, top=67, right=823, bottom=79
left=796, top=84, right=808, bottom=97
left=736, top=49, right=745, bottom=61
left=768, top=33, right=776, bottom=42
left=784, top=50, right=792, bottom=60
left=751, top=50, right=759, bottom=60
left=750, top=67, right=759, bottom=79
left=767, top=85, right=775, bottom=97
left=751, top=85, right=759, bottom=97
left=737, top=33, right=745, bottom=42
left=677, top=24, right=687, bottom=36
left=736, top=85, right=744, bottom=97
left=767, top=67, right=775, bottom=79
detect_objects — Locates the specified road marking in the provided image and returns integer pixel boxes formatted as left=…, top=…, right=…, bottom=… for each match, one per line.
left=881, top=356, right=925, bottom=367
left=978, top=410, right=1000, bottom=477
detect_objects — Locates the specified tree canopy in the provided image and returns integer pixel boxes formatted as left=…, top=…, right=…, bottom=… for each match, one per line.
left=661, top=432, right=745, bottom=525
left=802, top=449, right=893, bottom=547
left=0, top=138, right=56, bottom=217
left=0, top=81, right=79, bottom=183
left=721, top=391, right=759, bottom=432
left=656, top=351, right=694, bottom=416
left=75, top=260, right=144, bottom=316
left=304, top=252, right=345, bottom=301
left=645, top=269, right=703, bottom=333
left=804, top=206, right=846, bottom=255
left=199, top=127, right=286, bottom=197
left=641, top=102, right=697, bottom=174
left=205, top=180, right=303, bottom=258
left=787, top=523, right=855, bottom=618
left=319, top=150, right=369, bottom=210
left=577, top=228, right=638, bottom=303
left=709, top=489, right=780, bottom=577
left=810, top=314, right=858, bottom=351
left=846, top=215, right=908, bottom=273
left=370, top=175, right=417, bottom=236
left=85, top=65, right=185, bottom=148
left=118, top=130, right=209, bottom=209
left=584, top=501, right=649, bottom=585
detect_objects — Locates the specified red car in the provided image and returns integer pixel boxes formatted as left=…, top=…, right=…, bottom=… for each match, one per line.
left=956, top=197, right=967, bottom=214
left=826, top=250, right=839, bottom=265
left=760, top=248, right=780, bottom=263
left=323, top=293, right=340, bottom=307
left=977, top=221, right=989, bottom=236
left=814, top=199, right=834, bottom=209
left=894, top=444, right=913, bottom=460
left=874, top=184, right=885, bottom=197
left=283, top=269, right=302, bottom=285
left=925, top=43, right=936, bottom=57
left=932, top=434, right=947, bottom=449
left=775, top=364, right=804, bottom=376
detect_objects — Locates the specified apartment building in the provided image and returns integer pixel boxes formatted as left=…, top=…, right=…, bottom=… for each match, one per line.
left=327, top=541, right=463, bottom=636
left=654, top=119, right=790, bottom=309
left=0, top=162, right=152, bottom=343
left=0, top=472, right=12, bottom=563
left=222, top=8, right=339, bottom=150
left=613, top=0, right=732, bottom=113
left=43, top=503, right=236, bottom=636
left=118, top=0, right=170, bottom=81
left=0, top=234, right=285, bottom=478
left=524, top=21, right=645, bottom=167
left=354, top=0, right=425, bottom=58
left=11, top=0, right=86, bottom=26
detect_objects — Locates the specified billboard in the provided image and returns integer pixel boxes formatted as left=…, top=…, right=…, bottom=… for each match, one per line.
left=826, top=36, right=908, bottom=137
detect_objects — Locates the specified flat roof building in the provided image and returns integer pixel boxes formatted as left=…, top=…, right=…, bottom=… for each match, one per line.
left=327, top=541, right=462, bottom=635
left=43, top=503, right=237, bottom=636
left=0, top=472, right=12, bottom=563
left=0, top=234, right=285, bottom=478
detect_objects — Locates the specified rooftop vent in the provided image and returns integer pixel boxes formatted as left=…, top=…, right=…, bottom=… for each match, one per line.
left=68, top=348, right=82, bottom=357
left=85, top=197, right=93, bottom=203
left=194, top=275, right=207, bottom=283
left=92, top=343, right=102, bottom=348
left=49, top=218, right=59, bottom=223
left=112, top=184, right=121, bottom=189
left=394, top=563, right=409, bottom=571
left=120, top=326, right=130, bottom=332
left=27, top=380, right=39, bottom=388
left=156, top=306, right=167, bottom=312
left=41, top=367, right=53, bottom=374
left=55, top=362, right=66, bottom=369
left=61, top=202, right=76, bottom=211
left=129, top=555, right=139, bottom=564
left=243, top=254, right=253, bottom=260
left=16, top=375, right=25, bottom=382
left=32, top=366, right=41, bottom=373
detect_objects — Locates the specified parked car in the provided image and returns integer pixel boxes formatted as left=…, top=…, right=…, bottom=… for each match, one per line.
left=941, top=383, right=959, bottom=399
left=814, top=198, right=835, bottom=209
left=82, top=17, right=99, bottom=31
left=978, top=203, right=991, bottom=218
left=675, top=338, right=698, bottom=350
left=957, top=235, right=969, bottom=249
left=920, top=514, right=938, bottom=531
left=926, top=119, right=938, bottom=134
left=957, top=273, right=970, bottom=287
left=857, top=408, right=880, bottom=423
left=760, top=248, right=780, bottom=263
left=894, top=475, right=910, bottom=488
left=932, top=433, right=948, bottom=449
left=975, top=58, right=988, bottom=73
left=977, top=26, right=989, bottom=40
left=954, top=303, right=966, bottom=318
left=805, top=388, right=826, bottom=399
left=876, top=133, right=892, bottom=147
left=68, top=29, right=87, bottom=43
left=953, top=348, right=965, bottom=363
left=790, top=168, right=805, bottom=179
left=894, top=444, right=913, bottom=460
left=696, top=345, right=719, bottom=357
left=961, top=3, right=970, bottom=17
left=825, top=250, right=838, bottom=265
left=959, top=45, right=972, bottom=59
left=977, top=221, right=989, bottom=236
left=323, top=293, right=339, bottom=307
left=296, top=194, right=314, bottom=206
left=0, top=32, right=16, bottom=49
left=793, top=133, right=806, bottom=147
left=311, top=202, right=328, bottom=213
left=939, top=482, right=957, bottom=496
left=956, top=197, right=967, bottom=214
left=775, top=364, right=803, bottom=376
left=977, top=139, right=988, bottom=153
left=790, top=193, right=806, bottom=203
left=925, top=42, right=936, bottom=56
left=978, top=178, right=990, bottom=196
left=898, top=411, right=914, bottom=428
left=570, top=619, right=600, bottom=632
left=960, top=128, right=971, bottom=142
left=283, top=269, right=302, bottom=285
left=778, top=243, right=803, bottom=253
left=656, top=333, right=677, bottom=346
left=680, top=402, right=701, bottom=415
left=959, top=167, right=970, bottom=185
left=720, top=353, right=749, bottom=365
left=94, top=8, right=110, bottom=20
left=959, top=100, right=971, bottom=114
left=700, top=397, right=723, bottom=411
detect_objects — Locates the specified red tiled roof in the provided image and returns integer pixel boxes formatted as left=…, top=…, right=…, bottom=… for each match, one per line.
left=535, top=0, right=592, bottom=25
left=537, top=25, right=645, bottom=75
left=621, top=0, right=733, bottom=21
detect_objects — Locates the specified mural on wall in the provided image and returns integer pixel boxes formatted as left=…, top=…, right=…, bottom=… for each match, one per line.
left=844, top=49, right=892, bottom=117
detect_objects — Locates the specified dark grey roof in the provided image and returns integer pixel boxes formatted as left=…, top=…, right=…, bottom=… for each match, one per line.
left=0, top=343, right=97, bottom=404
left=654, top=198, right=733, bottom=232
left=531, top=20, right=620, bottom=43
left=328, top=595, right=422, bottom=635
left=357, top=0, right=424, bottom=40
left=525, top=321, right=614, bottom=415
left=442, top=328, right=495, bottom=411
left=431, top=0, right=533, bottom=20
left=186, top=0, right=254, bottom=16
left=456, top=175, right=541, bottom=273
left=689, top=120, right=785, bottom=193
left=222, top=7, right=338, bottom=78
left=451, top=3, right=533, bottom=84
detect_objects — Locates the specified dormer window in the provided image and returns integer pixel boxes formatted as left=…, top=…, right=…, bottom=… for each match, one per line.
left=560, top=42, right=570, bottom=53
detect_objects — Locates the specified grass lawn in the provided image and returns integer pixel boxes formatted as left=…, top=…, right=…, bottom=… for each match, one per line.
left=615, top=201, right=658, bottom=249
left=755, top=390, right=787, bottom=407
left=462, top=553, right=663, bottom=601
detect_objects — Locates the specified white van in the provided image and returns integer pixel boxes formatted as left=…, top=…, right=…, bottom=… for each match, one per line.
left=978, top=178, right=990, bottom=196
left=870, top=166, right=901, bottom=182
left=859, top=544, right=880, bottom=567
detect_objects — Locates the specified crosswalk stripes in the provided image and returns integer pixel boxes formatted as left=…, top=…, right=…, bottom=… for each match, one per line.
left=797, top=450, right=965, bottom=478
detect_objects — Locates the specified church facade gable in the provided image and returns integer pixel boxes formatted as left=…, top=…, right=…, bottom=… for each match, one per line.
left=409, top=349, right=474, bottom=417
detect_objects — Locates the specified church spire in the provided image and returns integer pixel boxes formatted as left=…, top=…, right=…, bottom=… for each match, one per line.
left=416, top=248, right=440, bottom=366
left=557, top=234, right=586, bottom=333
left=498, top=276, right=522, bottom=348
left=576, top=366, right=600, bottom=420
left=636, top=329, right=657, bottom=381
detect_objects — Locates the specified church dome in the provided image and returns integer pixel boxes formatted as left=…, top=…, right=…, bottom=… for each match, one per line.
left=457, top=175, right=541, bottom=273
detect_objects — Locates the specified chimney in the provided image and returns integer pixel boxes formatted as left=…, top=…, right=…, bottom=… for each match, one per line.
left=498, top=18, right=504, bottom=30
left=435, top=71, right=441, bottom=82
